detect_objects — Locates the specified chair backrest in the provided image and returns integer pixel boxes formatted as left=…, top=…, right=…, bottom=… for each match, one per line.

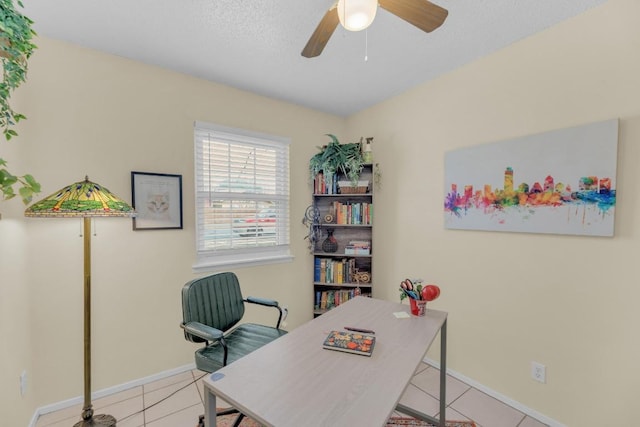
left=181, top=272, right=246, bottom=343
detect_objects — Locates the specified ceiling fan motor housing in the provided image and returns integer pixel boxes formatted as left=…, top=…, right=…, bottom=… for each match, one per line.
left=337, top=0, right=378, bottom=31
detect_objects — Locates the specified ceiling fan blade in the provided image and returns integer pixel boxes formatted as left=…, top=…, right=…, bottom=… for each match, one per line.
left=379, top=0, right=448, bottom=33
left=301, top=5, right=339, bottom=58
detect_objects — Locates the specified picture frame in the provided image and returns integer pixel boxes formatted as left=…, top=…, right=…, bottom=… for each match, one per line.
left=131, top=171, right=183, bottom=230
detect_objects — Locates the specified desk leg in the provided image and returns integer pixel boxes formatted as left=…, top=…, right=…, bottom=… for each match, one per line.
left=395, top=319, right=448, bottom=427
left=439, top=319, right=447, bottom=427
left=204, top=386, right=217, bottom=427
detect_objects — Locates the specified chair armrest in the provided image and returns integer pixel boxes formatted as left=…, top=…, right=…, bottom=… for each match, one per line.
left=181, top=321, right=224, bottom=342
left=246, top=296, right=279, bottom=307
left=245, top=296, right=287, bottom=329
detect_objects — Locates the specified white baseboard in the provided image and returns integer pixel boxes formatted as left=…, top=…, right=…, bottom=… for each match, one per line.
left=29, top=363, right=196, bottom=427
left=30, top=360, right=565, bottom=427
left=423, top=357, right=565, bottom=427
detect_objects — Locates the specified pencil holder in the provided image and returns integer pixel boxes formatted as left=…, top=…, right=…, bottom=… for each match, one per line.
left=409, top=299, right=427, bottom=316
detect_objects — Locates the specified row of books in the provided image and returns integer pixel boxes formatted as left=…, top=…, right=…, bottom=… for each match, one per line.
left=329, top=201, right=373, bottom=225
left=315, top=257, right=360, bottom=283
left=313, top=172, right=339, bottom=195
left=315, top=289, right=372, bottom=311
left=344, top=240, right=371, bottom=255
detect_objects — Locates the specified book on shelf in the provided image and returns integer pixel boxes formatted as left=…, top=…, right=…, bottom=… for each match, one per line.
left=314, top=172, right=340, bottom=195
left=345, top=247, right=371, bottom=255
left=315, top=258, right=360, bottom=284
left=344, top=240, right=371, bottom=255
left=316, top=257, right=326, bottom=283
left=322, top=330, right=376, bottom=356
left=336, top=262, right=343, bottom=284
left=315, top=289, right=369, bottom=311
left=330, top=201, right=373, bottom=225
left=326, top=291, right=335, bottom=308
left=320, top=292, right=328, bottom=310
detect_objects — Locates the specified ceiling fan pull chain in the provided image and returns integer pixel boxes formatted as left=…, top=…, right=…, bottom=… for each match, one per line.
left=364, top=29, right=368, bottom=62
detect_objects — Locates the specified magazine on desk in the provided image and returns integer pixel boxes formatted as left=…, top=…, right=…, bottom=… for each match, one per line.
left=322, top=330, right=376, bottom=356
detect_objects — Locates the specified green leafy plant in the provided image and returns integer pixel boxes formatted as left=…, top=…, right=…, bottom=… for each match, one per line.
left=0, top=159, right=39, bottom=201
left=1, top=0, right=39, bottom=203
left=309, top=134, right=364, bottom=186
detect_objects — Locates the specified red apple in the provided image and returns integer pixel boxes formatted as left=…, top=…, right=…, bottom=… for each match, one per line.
left=421, top=284, right=440, bottom=301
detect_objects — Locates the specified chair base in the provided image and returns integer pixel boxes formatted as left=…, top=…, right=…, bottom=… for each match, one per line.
left=197, top=411, right=245, bottom=427
left=74, top=414, right=116, bottom=427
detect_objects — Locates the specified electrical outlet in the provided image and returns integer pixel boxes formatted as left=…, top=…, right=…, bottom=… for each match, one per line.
left=20, top=370, right=27, bottom=396
left=531, top=362, right=546, bottom=383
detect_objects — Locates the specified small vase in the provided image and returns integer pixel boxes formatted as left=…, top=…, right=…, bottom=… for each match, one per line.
left=321, top=229, right=338, bottom=253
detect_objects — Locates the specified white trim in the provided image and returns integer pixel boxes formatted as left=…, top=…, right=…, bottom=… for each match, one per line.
left=423, top=357, right=565, bottom=427
left=27, top=411, right=38, bottom=427
left=30, top=359, right=564, bottom=427
left=193, top=121, right=291, bottom=147
left=29, top=363, right=197, bottom=427
left=192, top=252, right=294, bottom=273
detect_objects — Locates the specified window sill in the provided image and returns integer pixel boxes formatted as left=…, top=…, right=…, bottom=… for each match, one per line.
left=192, top=252, right=294, bottom=274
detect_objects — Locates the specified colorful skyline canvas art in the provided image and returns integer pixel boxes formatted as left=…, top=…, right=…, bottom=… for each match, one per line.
left=444, top=119, right=618, bottom=236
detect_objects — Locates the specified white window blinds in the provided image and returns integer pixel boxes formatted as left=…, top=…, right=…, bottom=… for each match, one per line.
left=193, top=121, right=291, bottom=271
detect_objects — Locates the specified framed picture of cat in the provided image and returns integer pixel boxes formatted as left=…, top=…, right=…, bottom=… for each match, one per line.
left=131, top=171, right=183, bottom=230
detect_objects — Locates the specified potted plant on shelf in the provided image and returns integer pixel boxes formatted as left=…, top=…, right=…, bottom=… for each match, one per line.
left=1, top=0, right=40, bottom=204
left=309, top=134, right=364, bottom=186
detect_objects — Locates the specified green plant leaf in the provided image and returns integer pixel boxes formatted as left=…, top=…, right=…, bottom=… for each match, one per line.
left=2, top=188, right=16, bottom=200
left=0, top=172, right=17, bottom=186
left=0, top=0, right=38, bottom=204
left=23, top=173, right=39, bottom=190
left=18, top=185, right=33, bottom=203
left=309, top=135, right=364, bottom=186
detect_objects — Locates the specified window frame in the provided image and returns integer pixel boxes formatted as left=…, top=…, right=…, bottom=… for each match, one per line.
left=193, top=121, right=292, bottom=272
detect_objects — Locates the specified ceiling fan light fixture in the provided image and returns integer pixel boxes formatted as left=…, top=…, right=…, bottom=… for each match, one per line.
left=337, top=0, right=378, bottom=32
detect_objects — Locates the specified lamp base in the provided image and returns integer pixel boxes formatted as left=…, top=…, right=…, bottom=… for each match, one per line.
left=74, top=414, right=116, bottom=426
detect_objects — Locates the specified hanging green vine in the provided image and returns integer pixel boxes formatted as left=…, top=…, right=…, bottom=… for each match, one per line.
left=0, top=0, right=39, bottom=203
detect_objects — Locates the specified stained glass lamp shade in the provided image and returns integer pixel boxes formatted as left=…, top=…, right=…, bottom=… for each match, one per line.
left=25, top=177, right=134, bottom=427
left=24, top=176, right=133, bottom=218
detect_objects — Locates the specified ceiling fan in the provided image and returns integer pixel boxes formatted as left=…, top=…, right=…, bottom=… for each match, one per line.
left=301, top=0, right=448, bottom=58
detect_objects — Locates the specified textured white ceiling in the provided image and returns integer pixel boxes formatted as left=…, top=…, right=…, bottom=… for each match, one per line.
left=21, top=0, right=608, bottom=116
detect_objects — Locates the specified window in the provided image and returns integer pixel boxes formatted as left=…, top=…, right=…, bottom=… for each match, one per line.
left=193, top=121, right=292, bottom=272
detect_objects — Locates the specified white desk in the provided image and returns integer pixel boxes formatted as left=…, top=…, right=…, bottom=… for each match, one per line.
left=203, top=296, right=448, bottom=427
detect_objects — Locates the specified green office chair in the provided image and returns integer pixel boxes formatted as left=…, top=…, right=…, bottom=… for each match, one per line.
left=180, top=272, right=287, bottom=427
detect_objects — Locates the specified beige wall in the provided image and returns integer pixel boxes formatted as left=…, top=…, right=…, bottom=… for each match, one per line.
left=346, top=0, right=639, bottom=425
left=0, top=141, right=36, bottom=425
left=2, top=37, right=344, bottom=426
left=3, top=0, right=639, bottom=425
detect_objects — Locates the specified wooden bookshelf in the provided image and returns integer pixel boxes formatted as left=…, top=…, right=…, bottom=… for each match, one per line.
left=312, top=164, right=374, bottom=316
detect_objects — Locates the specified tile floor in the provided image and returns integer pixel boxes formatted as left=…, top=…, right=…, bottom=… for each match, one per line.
left=35, top=363, right=549, bottom=427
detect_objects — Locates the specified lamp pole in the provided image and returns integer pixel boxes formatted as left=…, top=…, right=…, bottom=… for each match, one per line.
left=76, top=217, right=116, bottom=427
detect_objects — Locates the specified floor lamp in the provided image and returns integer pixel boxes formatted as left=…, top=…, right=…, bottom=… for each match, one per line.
left=25, top=176, right=134, bottom=427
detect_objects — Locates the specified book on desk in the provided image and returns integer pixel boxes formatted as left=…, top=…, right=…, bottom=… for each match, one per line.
left=322, top=330, right=376, bottom=356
